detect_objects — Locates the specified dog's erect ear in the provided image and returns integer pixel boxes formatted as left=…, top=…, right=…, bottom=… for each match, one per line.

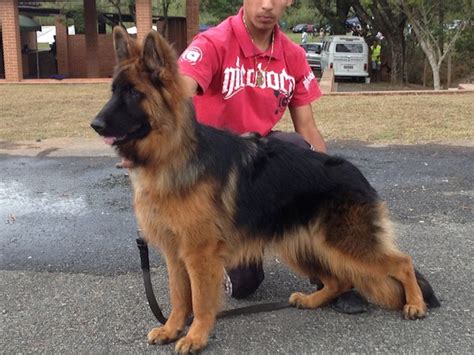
left=142, top=30, right=178, bottom=76
left=113, top=26, right=132, bottom=62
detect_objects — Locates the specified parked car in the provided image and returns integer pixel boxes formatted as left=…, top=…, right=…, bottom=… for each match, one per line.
left=293, top=23, right=318, bottom=34
left=199, top=24, right=213, bottom=32
left=320, top=35, right=369, bottom=81
left=300, top=42, right=322, bottom=71
left=292, top=23, right=308, bottom=33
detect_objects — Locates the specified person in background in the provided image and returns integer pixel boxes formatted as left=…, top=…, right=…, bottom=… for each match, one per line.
left=319, top=27, right=325, bottom=39
left=301, top=30, right=308, bottom=44
left=370, top=40, right=382, bottom=82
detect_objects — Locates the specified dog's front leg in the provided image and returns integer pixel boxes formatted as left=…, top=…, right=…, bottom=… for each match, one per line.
left=175, top=244, right=224, bottom=353
left=147, top=253, right=192, bottom=345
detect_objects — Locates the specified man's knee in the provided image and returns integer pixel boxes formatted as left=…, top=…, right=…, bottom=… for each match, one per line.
left=267, top=131, right=313, bottom=150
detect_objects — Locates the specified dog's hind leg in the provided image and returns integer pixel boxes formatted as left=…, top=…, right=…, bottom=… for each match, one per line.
left=383, top=253, right=427, bottom=319
left=148, top=253, right=192, bottom=345
left=175, top=242, right=224, bottom=353
left=289, top=275, right=352, bottom=309
left=353, top=252, right=427, bottom=319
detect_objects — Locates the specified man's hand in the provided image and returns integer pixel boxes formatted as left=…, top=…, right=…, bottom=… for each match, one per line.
left=118, top=158, right=134, bottom=169
left=289, top=105, right=327, bottom=153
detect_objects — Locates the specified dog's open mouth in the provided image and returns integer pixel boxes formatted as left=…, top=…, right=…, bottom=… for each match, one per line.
left=103, top=123, right=151, bottom=146
left=103, top=135, right=127, bottom=146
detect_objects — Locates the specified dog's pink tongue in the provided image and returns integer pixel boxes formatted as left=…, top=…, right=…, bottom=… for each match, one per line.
left=103, top=137, right=116, bottom=145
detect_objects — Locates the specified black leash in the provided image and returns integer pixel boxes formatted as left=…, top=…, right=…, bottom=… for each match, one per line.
left=136, top=237, right=290, bottom=325
left=136, top=238, right=168, bottom=324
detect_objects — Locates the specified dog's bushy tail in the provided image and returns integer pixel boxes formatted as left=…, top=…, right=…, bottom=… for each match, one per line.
left=415, top=268, right=441, bottom=308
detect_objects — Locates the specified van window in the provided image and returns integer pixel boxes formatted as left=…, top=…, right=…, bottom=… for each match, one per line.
left=335, top=43, right=363, bottom=53
left=307, top=43, right=321, bottom=54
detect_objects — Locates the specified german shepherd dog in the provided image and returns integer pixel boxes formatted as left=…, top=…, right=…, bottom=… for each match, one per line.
left=91, top=27, right=439, bottom=353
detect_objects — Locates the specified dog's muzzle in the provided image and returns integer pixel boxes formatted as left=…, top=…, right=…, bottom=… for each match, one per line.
left=91, top=116, right=106, bottom=135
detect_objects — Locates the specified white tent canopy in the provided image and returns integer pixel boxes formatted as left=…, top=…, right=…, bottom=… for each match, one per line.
left=36, top=26, right=76, bottom=44
left=126, top=25, right=157, bottom=34
left=36, top=26, right=157, bottom=43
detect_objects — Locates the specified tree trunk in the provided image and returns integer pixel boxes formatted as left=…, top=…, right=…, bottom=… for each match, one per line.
left=423, top=58, right=428, bottom=87
left=162, top=1, right=169, bottom=38
left=432, top=65, right=441, bottom=90
left=425, top=51, right=442, bottom=90
left=447, top=52, right=452, bottom=89
left=419, top=38, right=442, bottom=90
left=389, top=38, right=404, bottom=85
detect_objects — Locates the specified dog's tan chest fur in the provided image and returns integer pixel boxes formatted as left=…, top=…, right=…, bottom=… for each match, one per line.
left=130, top=169, right=222, bottom=250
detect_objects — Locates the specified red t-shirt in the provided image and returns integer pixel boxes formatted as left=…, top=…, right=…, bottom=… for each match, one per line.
left=178, top=8, right=322, bottom=136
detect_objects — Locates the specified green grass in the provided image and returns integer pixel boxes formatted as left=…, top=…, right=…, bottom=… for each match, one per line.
left=37, top=43, right=51, bottom=51
left=283, top=31, right=325, bottom=44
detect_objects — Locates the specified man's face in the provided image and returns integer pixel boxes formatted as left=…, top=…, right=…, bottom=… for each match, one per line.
left=243, top=0, right=293, bottom=31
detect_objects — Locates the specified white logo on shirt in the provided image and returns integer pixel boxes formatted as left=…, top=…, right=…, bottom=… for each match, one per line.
left=180, top=47, right=203, bottom=65
left=222, top=57, right=296, bottom=100
left=303, top=71, right=316, bottom=91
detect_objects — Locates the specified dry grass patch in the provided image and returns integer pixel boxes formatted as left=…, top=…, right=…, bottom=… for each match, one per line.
left=0, top=84, right=473, bottom=144
left=0, top=84, right=110, bottom=141
left=277, top=93, right=474, bottom=144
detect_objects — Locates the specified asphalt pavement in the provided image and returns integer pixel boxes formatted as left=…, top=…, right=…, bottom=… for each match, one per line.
left=1, top=140, right=472, bottom=354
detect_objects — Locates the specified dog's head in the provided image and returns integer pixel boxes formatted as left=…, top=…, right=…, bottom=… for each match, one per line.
left=91, top=27, right=186, bottom=163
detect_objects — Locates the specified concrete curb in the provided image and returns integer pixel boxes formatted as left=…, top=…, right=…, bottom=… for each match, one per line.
left=0, top=78, right=111, bottom=85
left=0, top=138, right=116, bottom=157
left=327, top=88, right=474, bottom=96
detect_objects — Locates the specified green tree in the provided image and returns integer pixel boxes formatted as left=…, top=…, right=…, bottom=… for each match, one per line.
left=399, top=0, right=472, bottom=90
left=351, top=0, right=408, bottom=85
left=311, top=0, right=352, bottom=35
left=159, top=0, right=182, bottom=37
left=108, top=0, right=128, bottom=27
left=310, top=1, right=408, bottom=84
left=200, top=0, right=242, bottom=22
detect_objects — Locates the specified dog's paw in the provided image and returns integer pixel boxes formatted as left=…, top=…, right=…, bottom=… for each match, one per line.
left=175, top=335, right=207, bottom=354
left=289, top=292, right=310, bottom=309
left=403, top=303, right=427, bottom=320
left=147, top=326, right=180, bottom=345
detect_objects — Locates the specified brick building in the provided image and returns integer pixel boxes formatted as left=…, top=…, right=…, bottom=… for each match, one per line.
left=0, top=0, right=200, bottom=81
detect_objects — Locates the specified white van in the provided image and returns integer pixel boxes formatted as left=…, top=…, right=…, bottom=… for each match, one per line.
left=320, top=35, right=369, bottom=80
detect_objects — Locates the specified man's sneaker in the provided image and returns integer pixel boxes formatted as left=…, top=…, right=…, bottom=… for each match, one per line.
left=224, top=263, right=265, bottom=299
left=330, top=289, right=368, bottom=314
left=223, top=269, right=233, bottom=297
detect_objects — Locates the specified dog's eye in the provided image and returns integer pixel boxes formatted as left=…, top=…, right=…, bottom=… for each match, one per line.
left=128, top=87, right=141, bottom=99
left=122, top=85, right=141, bottom=99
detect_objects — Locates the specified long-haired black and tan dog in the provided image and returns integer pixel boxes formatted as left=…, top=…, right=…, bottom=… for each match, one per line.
left=91, top=27, right=439, bottom=353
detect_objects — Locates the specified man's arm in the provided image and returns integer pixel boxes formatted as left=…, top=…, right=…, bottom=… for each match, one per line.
left=181, top=74, right=198, bottom=97
left=289, top=104, right=327, bottom=153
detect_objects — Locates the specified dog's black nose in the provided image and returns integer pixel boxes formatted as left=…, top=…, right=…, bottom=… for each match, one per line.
left=91, top=117, right=106, bottom=134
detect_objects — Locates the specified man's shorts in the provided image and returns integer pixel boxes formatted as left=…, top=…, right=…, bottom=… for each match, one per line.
left=372, top=61, right=381, bottom=71
left=267, top=131, right=314, bottom=151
